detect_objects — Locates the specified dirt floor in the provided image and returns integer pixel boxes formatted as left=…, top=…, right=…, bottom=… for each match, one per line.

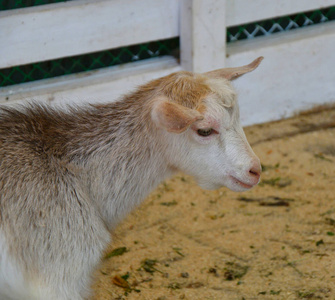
left=92, top=107, right=335, bottom=300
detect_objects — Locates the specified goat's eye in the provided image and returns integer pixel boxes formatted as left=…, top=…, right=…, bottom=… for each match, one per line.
left=197, top=128, right=213, bottom=137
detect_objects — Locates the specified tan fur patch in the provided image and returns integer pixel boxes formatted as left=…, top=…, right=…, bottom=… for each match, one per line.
left=144, top=72, right=211, bottom=110
left=161, top=72, right=211, bottom=109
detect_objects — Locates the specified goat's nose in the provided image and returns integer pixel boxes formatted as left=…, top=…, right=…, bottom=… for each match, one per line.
left=249, top=162, right=261, bottom=180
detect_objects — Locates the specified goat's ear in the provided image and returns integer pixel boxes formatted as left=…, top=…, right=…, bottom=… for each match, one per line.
left=204, top=56, right=263, bottom=80
left=152, top=100, right=203, bottom=133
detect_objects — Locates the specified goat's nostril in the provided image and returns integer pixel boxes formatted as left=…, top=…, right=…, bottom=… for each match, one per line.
left=249, top=165, right=261, bottom=178
left=249, top=169, right=258, bottom=176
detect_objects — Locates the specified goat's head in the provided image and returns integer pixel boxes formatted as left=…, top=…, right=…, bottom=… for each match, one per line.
left=151, top=57, right=263, bottom=192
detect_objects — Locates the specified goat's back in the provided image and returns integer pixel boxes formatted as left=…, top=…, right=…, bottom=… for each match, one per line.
left=0, top=105, right=110, bottom=299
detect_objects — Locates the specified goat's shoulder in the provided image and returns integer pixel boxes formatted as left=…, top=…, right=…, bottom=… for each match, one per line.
left=0, top=104, right=85, bottom=201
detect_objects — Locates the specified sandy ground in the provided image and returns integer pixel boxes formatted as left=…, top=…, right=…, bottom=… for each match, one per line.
left=92, top=107, right=335, bottom=300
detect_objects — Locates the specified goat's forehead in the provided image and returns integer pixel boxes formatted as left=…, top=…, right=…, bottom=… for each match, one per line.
left=201, top=81, right=239, bottom=126
left=159, top=72, right=237, bottom=110
left=158, top=72, right=210, bottom=109
left=205, top=77, right=237, bottom=106
left=202, top=97, right=232, bottom=118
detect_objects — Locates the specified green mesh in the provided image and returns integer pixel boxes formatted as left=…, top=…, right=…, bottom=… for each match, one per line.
left=0, top=0, right=67, bottom=10
left=227, top=6, right=335, bottom=42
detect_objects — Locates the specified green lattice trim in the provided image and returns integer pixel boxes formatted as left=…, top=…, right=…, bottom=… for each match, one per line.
left=0, top=0, right=67, bottom=10
left=227, top=6, right=335, bottom=42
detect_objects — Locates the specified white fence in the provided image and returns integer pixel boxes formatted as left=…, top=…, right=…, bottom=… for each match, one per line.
left=1, top=0, right=335, bottom=125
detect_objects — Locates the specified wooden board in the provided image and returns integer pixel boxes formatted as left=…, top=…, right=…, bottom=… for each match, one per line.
left=0, top=0, right=179, bottom=68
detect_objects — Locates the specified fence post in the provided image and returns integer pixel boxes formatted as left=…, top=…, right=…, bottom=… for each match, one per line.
left=180, top=0, right=227, bottom=73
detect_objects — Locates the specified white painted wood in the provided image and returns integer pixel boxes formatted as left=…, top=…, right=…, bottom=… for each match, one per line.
left=180, top=0, right=227, bottom=72
left=0, top=0, right=179, bottom=68
left=226, top=0, right=335, bottom=27
left=0, top=56, right=181, bottom=106
left=226, top=21, right=335, bottom=126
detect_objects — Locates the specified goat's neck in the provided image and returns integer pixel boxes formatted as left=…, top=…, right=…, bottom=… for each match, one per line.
left=69, top=99, right=173, bottom=229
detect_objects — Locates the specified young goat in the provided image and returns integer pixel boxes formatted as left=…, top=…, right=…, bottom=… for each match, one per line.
left=0, top=57, right=263, bottom=300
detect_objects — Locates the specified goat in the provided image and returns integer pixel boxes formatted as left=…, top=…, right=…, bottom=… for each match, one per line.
left=0, top=57, right=263, bottom=300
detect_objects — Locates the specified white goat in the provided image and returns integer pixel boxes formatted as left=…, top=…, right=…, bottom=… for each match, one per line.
left=0, top=57, right=262, bottom=300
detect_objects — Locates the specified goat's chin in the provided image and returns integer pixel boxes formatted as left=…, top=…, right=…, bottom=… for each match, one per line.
left=198, top=182, right=223, bottom=190
left=226, top=176, right=257, bottom=192
left=198, top=179, right=256, bottom=192
left=197, top=179, right=235, bottom=191
left=197, top=177, right=257, bottom=192
left=227, top=184, right=253, bottom=192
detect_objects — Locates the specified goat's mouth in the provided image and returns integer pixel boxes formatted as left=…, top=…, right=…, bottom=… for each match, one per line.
left=230, top=176, right=255, bottom=190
